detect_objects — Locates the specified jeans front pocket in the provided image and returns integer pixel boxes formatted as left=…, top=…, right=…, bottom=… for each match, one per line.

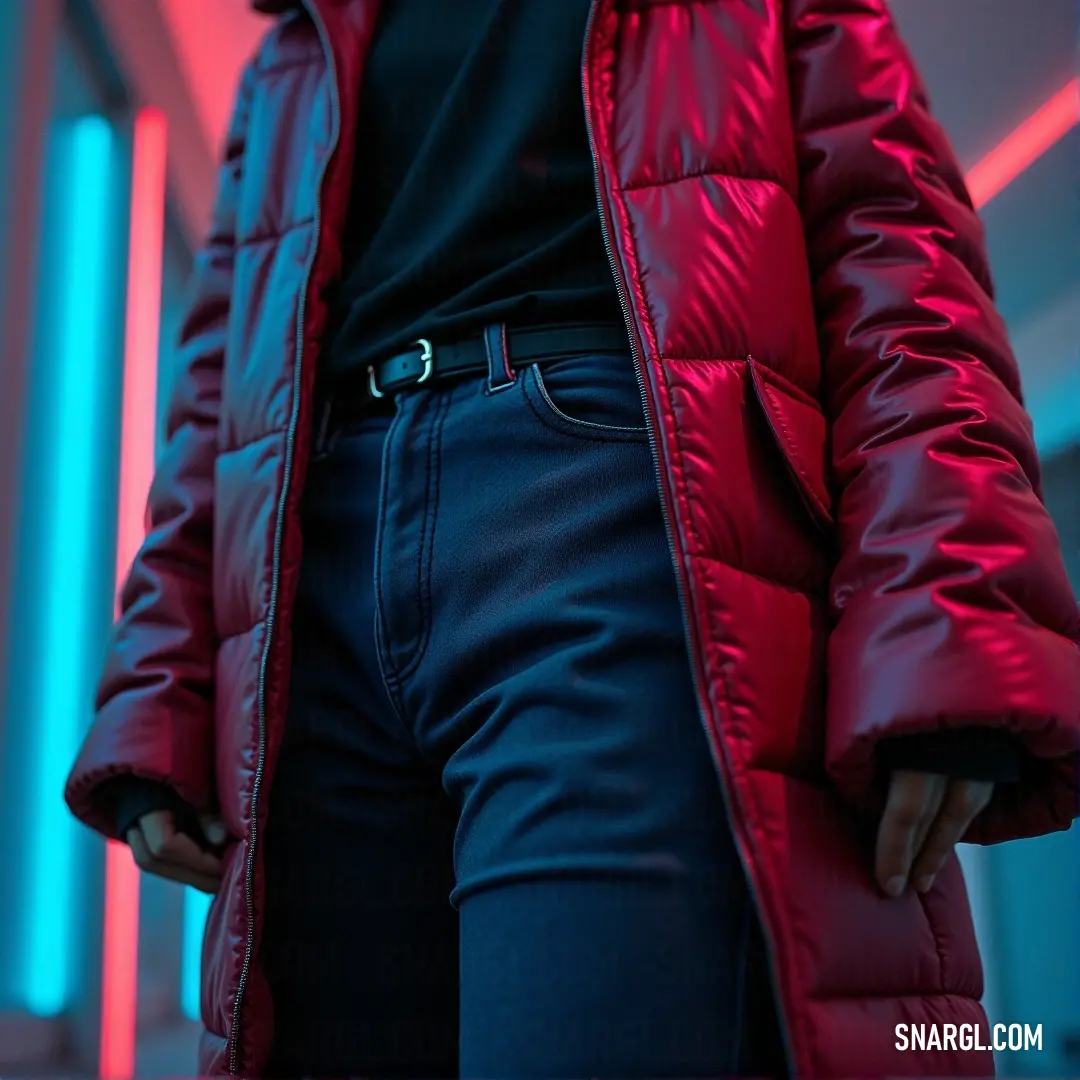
left=522, top=352, right=649, bottom=441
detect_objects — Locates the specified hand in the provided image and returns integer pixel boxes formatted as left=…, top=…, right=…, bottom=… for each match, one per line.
left=128, top=810, right=228, bottom=894
left=874, top=770, right=993, bottom=898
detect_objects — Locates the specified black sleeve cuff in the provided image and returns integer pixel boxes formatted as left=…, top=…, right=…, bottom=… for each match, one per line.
left=101, top=776, right=196, bottom=842
left=878, top=727, right=1024, bottom=784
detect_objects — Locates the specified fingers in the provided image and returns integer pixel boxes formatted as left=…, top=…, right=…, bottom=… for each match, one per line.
left=875, top=770, right=947, bottom=897
left=141, top=811, right=224, bottom=876
left=128, top=827, right=221, bottom=893
left=128, top=811, right=223, bottom=894
left=909, top=779, right=993, bottom=895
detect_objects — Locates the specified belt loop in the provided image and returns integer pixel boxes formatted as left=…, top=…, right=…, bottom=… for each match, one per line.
left=483, top=322, right=515, bottom=394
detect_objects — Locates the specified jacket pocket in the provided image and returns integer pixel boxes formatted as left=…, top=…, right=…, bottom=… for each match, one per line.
left=747, top=357, right=834, bottom=535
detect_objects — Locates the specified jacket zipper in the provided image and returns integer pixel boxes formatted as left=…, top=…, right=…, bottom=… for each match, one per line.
left=224, top=0, right=798, bottom=1071
left=227, top=1, right=342, bottom=1071
left=579, top=1, right=796, bottom=1073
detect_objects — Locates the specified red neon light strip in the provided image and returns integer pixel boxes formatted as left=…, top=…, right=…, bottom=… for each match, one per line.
left=967, top=77, right=1080, bottom=208
left=98, top=107, right=168, bottom=1080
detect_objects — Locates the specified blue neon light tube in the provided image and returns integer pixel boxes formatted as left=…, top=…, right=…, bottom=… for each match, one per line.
left=23, top=115, right=115, bottom=1016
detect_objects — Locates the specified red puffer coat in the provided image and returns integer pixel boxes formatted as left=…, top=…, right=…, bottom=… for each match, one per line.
left=66, top=0, right=1080, bottom=1074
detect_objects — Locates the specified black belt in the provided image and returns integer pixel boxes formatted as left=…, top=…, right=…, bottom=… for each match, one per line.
left=339, top=321, right=630, bottom=403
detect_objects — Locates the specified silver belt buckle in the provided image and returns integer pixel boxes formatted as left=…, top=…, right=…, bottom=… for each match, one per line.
left=367, top=337, right=434, bottom=399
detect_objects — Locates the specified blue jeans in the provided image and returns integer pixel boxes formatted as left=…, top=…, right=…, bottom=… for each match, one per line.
left=262, top=334, right=782, bottom=1078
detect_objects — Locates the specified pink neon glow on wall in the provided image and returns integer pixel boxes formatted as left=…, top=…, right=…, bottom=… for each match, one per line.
left=157, top=0, right=266, bottom=154
left=967, top=77, right=1080, bottom=209
left=98, top=107, right=167, bottom=1080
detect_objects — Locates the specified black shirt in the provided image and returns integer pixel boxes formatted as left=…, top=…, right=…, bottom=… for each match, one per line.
left=317, top=0, right=624, bottom=377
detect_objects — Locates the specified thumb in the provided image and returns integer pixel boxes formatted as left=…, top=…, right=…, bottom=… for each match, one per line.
left=199, top=815, right=229, bottom=847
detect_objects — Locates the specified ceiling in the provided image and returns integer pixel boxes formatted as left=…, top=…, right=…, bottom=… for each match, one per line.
left=155, top=0, right=1079, bottom=452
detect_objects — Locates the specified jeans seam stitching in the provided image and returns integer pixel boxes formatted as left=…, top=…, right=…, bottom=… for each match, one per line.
left=395, top=388, right=449, bottom=682
left=372, top=406, right=411, bottom=735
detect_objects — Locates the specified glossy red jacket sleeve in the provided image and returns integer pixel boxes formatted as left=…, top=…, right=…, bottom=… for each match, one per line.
left=784, top=0, right=1080, bottom=843
left=64, top=64, right=256, bottom=838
